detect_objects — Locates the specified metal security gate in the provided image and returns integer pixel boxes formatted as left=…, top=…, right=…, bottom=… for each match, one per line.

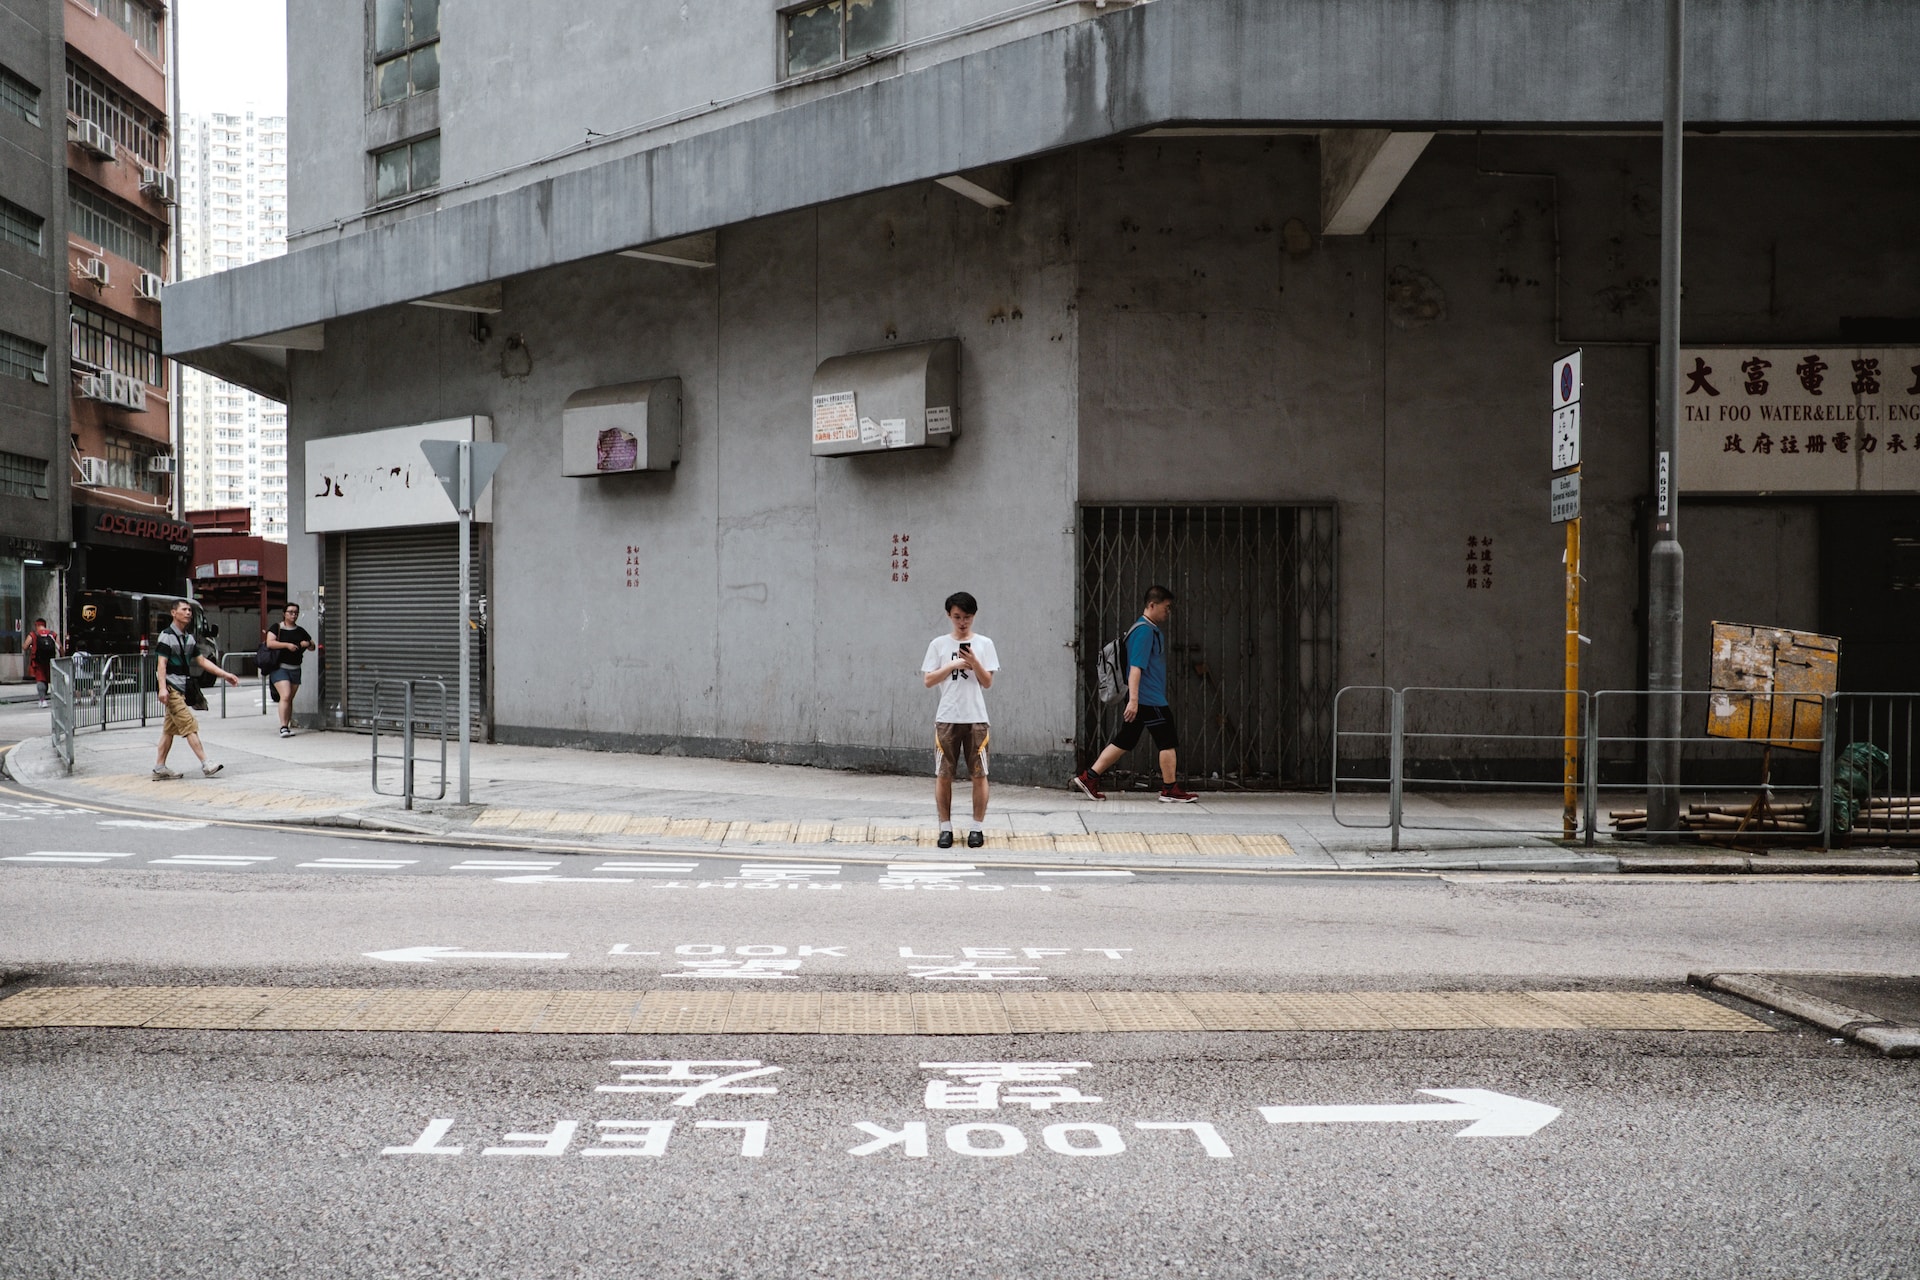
left=1077, top=503, right=1336, bottom=789
left=322, top=526, right=488, bottom=736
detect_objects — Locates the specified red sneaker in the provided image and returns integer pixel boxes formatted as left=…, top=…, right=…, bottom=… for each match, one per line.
left=1071, top=770, right=1106, bottom=800
left=1158, top=785, right=1199, bottom=804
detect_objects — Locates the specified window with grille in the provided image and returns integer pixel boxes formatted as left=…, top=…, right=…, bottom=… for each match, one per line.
left=0, top=330, right=47, bottom=382
left=0, top=64, right=40, bottom=126
left=98, top=0, right=164, bottom=59
left=69, top=184, right=165, bottom=275
left=104, top=435, right=162, bottom=494
left=373, top=133, right=440, bottom=202
left=66, top=59, right=168, bottom=169
left=782, top=0, right=898, bottom=76
left=372, top=0, right=440, bottom=106
left=0, top=451, right=49, bottom=500
left=0, top=198, right=43, bottom=254
left=70, top=305, right=164, bottom=388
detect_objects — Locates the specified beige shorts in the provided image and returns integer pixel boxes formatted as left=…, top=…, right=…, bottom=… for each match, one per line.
left=163, top=690, right=199, bottom=738
left=935, top=722, right=990, bottom=780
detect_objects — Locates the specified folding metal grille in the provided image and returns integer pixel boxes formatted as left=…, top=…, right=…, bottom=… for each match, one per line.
left=1076, top=504, right=1337, bottom=789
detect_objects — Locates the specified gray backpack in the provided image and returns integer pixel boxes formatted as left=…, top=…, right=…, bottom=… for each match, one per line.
left=1096, top=622, right=1148, bottom=706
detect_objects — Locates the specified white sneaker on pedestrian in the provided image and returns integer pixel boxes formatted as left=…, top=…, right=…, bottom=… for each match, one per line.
left=152, top=766, right=181, bottom=780
left=37, top=699, right=47, bottom=708
left=278, top=726, right=293, bottom=738
left=202, top=762, right=223, bottom=777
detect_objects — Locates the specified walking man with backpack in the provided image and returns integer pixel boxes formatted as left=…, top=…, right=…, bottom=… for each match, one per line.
left=921, top=590, right=1000, bottom=848
left=1073, top=585, right=1199, bottom=803
left=23, top=618, right=57, bottom=708
left=153, top=599, right=241, bottom=779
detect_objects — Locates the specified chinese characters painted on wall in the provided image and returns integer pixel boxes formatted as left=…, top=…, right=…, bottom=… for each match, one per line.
left=1678, top=347, right=1920, bottom=493
left=1466, top=536, right=1493, bottom=591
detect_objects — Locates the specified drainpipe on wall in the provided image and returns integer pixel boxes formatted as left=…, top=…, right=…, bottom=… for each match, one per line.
left=166, top=4, right=182, bottom=527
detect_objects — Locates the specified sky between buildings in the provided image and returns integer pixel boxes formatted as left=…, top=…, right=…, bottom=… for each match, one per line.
left=177, top=0, right=288, bottom=117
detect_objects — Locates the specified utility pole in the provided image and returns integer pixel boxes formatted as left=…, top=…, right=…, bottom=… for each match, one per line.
left=1647, top=0, right=1686, bottom=833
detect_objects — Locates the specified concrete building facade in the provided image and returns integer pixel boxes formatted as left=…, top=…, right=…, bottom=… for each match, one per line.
left=166, top=0, right=1920, bottom=786
left=178, top=110, right=289, bottom=538
left=0, top=0, right=70, bottom=679
left=63, top=0, right=184, bottom=623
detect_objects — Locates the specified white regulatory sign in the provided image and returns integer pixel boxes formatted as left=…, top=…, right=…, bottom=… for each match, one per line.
left=1549, top=472, right=1580, bottom=524
left=1551, top=350, right=1582, bottom=471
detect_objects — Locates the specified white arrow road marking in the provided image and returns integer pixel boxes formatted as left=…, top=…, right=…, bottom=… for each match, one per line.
left=99, top=819, right=208, bottom=830
left=5, top=851, right=136, bottom=863
left=452, top=861, right=561, bottom=871
left=1033, top=870, right=1135, bottom=878
left=1260, top=1089, right=1561, bottom=1138
left=494, top=874, right=634, bottom=884
left=150, top=855, right=275, bottom=866
left=298, top=858, right=419, bottom=869
left=597, top=863, right=699, bottom=872
left=363, top=945, right=572, bottom=964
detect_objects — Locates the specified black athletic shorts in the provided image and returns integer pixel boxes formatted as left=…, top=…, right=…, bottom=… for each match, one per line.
left=1109, top=705, right=1178, bottom=753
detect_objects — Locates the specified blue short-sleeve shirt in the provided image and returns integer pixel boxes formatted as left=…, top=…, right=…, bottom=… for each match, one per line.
left=1126, top=617, right=1168, bottom=707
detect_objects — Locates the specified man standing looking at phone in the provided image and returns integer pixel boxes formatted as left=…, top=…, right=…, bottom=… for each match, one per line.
left=921, top=591, right=1000, bottom=849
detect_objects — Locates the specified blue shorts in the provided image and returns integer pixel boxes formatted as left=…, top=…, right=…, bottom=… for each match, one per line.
left=271, top=665, right=302, bottom=687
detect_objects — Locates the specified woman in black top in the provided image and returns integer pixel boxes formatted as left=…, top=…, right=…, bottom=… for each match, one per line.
left=263, top=602, right=315, bottom=738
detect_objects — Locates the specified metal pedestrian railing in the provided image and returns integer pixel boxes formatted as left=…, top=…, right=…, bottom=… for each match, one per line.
left=1335, top=684, right=1920, bottom=850
left=216, top=651, right=271, bottom=718
left=370, top=678, right=449, bottom=809
left=1333, top=686, right=1588, bottom=848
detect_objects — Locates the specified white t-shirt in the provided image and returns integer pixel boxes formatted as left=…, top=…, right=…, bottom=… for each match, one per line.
left=922, top=633, right=1000, bottom=724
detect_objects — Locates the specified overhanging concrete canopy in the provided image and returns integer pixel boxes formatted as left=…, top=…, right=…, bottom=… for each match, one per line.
left=165, top=0, right=1920, bottom=381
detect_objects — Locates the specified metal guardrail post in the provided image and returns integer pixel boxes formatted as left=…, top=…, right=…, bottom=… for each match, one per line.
left=1819, top=694, right=1837, bottom=851
left=1388, top=689, right=1405, bottom=852
left=1584, top=700, right=1600, bottom=847
left=402, top=680, right=417, bottom=811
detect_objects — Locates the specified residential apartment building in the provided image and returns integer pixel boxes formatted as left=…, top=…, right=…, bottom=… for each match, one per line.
left=165, top=1, right=1920, bottom=785
left=64, top=0, right=186, bottom=620
left=178, top=110, right=288, bottom=539
left=0, top=0, right=69, bottom=678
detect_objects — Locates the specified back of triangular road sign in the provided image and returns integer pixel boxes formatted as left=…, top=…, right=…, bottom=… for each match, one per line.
left=419, top=440, right=509, bottom=512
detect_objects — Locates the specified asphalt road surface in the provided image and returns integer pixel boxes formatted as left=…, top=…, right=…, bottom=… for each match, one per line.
left=3, top=789, right=1917, bottom=1278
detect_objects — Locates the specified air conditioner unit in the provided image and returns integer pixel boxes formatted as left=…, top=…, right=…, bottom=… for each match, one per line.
left=72, top=119, right=116, bottom=160
left=135, top=271, right=164, bottom=302
left=147, top=455, right=176, bottom=475
left=139, top=167, right=177, bottom=204
left=77, top=257, right=109, bottom=287
left=78, top=457, right=109, bottom=487
left=78, top=372, right=109, bottom=402
left=110, top=373, right=148, bottom=410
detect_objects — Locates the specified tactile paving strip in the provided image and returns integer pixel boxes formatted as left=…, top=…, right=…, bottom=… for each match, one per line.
left=0, top=987, right=1771, bottom=1034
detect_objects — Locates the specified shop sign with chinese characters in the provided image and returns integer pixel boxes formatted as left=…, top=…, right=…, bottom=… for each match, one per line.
left=1678, top=347, right=1920, bottom=493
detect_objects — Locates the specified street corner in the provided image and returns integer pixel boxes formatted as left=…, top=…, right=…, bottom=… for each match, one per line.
left=1691, top=971, right=1920, bottom=1057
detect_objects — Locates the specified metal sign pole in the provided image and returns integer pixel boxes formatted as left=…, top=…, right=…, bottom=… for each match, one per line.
left=1563, top=503, right=1581, bottom=838
left=457, top=441, right=472, bottom=805
left=1647, top=0, right=1687, bottom=834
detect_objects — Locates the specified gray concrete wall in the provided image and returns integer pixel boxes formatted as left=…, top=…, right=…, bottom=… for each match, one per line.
left=285, top=167, right=1080, bottom=778
left=189, top=0, right=1920, bottom=361
left=1076, top=134, right=1920, bottom=734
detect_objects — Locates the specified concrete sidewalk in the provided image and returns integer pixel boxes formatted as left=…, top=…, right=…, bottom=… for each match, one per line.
left=4, top=698, right=1916, bottom=875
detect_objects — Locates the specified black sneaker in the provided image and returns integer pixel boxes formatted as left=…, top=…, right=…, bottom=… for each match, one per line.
left=937, top=830, right=955, bottom=849
left=966, top=830, right=985, bottom=849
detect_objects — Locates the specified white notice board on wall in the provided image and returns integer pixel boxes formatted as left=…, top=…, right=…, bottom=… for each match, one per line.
left=305, top=417, right=495, bottom=532
left=1677, top=348, right=1920, bottom=493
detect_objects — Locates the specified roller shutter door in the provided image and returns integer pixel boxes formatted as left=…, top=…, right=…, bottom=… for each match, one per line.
left=322, top=526, right=487, bottom=735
